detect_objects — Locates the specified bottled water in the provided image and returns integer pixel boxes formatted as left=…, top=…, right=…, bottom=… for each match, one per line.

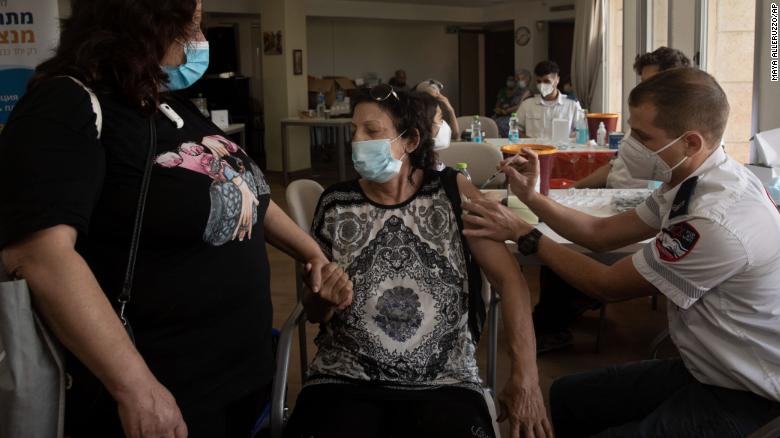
left=316, top=92, right=326, bottom=118
left=471, top=116, right=482, bottom=143
left=455, top=162, right=471, bottom=182
left=508, top=113, right=520, bottom=143
left=575, top=109, right=589, bottom=144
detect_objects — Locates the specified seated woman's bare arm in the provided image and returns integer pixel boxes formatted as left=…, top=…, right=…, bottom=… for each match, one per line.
left=455, top=175, right=553, bottom=437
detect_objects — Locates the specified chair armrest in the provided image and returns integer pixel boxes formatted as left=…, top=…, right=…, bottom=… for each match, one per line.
left=270, top=303, right=306, bottom=438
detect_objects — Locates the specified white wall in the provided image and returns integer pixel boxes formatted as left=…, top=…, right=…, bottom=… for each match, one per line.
left=305, top=0, right=484, bottom=22
left=203, top=0, right=260, bottom=15
left=307, top=17, right=460, bottom=110
left=486, top=1, right=576, bottom=75
left=57, top=0, right=70, bottom=17
left=668, top=0, right=696, bottom=61
left=262, top=0, right=310, bottom=172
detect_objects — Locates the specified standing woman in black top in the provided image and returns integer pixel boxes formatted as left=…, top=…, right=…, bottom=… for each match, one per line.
left=0, top=0, right=352, bottom=437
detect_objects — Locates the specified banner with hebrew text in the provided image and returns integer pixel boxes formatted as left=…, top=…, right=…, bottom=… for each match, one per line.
left=0, top=0, right=59, bottom=130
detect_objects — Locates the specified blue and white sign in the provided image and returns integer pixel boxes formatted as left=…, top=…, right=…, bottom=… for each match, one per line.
left=0, top=0, right=59, bottom=129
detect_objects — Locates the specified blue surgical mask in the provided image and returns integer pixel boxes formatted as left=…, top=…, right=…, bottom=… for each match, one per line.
left=352, top=132, right=406, bottom=183
left=162, top=41, right=209, bottom=91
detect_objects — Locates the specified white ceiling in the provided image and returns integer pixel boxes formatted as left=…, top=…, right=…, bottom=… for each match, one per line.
left=341, top=0, right=519, bottom=6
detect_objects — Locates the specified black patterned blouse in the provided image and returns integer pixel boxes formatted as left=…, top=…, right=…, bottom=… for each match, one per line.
left=308, top=169, right=483, bottom=392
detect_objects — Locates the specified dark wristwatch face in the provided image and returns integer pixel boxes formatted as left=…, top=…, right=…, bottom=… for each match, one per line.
left=517, top=229, right=541, bottom=255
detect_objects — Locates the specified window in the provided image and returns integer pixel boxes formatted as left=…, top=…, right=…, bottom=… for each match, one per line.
left=607, top=0, right=624, bottom=115
left=705, top=0, right=756, bottom=163
left=652, top=0, right=669, bottom=49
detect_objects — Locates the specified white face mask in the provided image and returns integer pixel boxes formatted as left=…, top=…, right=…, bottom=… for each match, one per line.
left=433, top=120, right=452, bottom=151
left=619, top=133, right=688, bottom=182
left=517, top=80, right=527, bottom=89
left=351, top=132, right=407, bottom=183
left=539, top=82, right=555, bottom=97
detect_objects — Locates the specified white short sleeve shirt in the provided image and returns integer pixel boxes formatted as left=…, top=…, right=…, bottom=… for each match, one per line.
left=516, top=93, right=581, bottom=139
left=632, top=147, right=780, bottom=401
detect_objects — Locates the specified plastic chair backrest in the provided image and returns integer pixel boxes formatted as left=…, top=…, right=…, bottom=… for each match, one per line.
left=457, top=115, right=500, bottom=139
left=437, top=142, right=505, bottom=187
left=285, top=179, right=325, bottom=232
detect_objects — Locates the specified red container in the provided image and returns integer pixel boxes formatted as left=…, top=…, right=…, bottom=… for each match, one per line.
left=500, top=144, right=557, bottom=196
left=586, top=113, right=619, bottom=140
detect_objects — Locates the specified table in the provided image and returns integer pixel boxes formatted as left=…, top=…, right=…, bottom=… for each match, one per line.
left=482, top=188, right=652, bottom=265
left=484, top=138, right=617, bottom=181
left=222, top=123, right=246, bottom=148
left=281, top=117, right=353, bottom=186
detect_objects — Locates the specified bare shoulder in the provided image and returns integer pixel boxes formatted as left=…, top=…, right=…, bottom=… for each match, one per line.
left=455, top=173, right=484, bottom=201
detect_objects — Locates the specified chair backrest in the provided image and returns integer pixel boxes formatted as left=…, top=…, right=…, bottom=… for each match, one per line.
left=437, top=142, right=505, bottom=187
left=457, top=115, right=499, bottom=139
left=285, top=179, right=324, bottom=232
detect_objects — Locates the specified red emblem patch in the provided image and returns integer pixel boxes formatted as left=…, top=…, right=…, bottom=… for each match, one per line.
left=655, top=222, right=700, bottom=262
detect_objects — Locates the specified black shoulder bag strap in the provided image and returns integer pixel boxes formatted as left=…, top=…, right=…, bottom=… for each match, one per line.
left=116, top=117, right=157, bottom=344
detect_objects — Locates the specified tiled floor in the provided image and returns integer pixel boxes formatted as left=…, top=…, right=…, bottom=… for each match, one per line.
left=265, top=168, right=670, bottom=435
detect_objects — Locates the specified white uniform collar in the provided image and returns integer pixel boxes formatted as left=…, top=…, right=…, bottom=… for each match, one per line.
left=659, top=145, right=728, bottom=204
left=535, top=92, right=565, bottom=106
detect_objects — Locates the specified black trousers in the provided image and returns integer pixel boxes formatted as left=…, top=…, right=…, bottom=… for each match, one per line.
left=283, top=383, right=496, bottom=438
left=65, top=382, right=269, bottom=438
left=550, top=358, right=780, bottom=438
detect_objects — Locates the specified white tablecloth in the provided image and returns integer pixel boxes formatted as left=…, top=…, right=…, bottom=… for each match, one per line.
left=481, top=188, right=653, bottom=265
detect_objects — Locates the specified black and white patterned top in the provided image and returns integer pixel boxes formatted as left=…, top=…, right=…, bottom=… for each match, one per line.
left=308, top=169, right=483, bottom=391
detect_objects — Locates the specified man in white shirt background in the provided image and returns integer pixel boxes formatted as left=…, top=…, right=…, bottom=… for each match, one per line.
left=461, top=68, right=780, bottom=437
left=516, top=61, right=582, bottom=140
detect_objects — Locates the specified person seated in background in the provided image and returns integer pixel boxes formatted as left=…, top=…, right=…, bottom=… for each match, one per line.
left=283, top=85, right=552, bottom=438
left=561, top=76, right=577, bottom=101
left=516, top=60, right=582, bottom=139
left=576, top=46, right=691, bottom=190
left=388, top=69, right=409, bottom=90
left=414, top=78, right=460, bottom=140
left=494, top=74, right=531, bottom=137
left=460, top=67, right=780, bottom=438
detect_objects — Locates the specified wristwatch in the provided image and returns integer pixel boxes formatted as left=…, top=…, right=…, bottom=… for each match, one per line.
left=517, top=228, right=543, bottom=256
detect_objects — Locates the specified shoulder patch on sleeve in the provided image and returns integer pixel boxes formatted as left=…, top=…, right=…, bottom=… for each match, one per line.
left=669, top=176, right=699, bottom=219
left=655, top=221, right=700, bottom=262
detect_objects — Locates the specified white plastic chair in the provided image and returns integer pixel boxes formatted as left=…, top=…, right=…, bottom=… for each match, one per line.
left=437, top=141, right=505, bottom=188
left=269, top=180, right=324, bottom=438
left=457, top=115, right=500, bottom=139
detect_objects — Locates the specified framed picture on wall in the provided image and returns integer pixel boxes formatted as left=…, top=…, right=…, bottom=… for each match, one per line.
left=293, top=49, right=303, bottom=75
left=263, top=31, right=282, bottom=55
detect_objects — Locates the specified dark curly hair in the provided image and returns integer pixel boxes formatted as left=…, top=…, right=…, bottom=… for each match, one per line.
left=29, top=0, right=198, bottom=113
left=534, top=60, right=560, bottom=77
left=352, top=88, right=436, bottom=183
left=633, top=46, right=691, bottom=76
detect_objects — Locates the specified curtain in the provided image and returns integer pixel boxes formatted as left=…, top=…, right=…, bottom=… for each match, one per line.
left=571, top=0, right=606, bottom=111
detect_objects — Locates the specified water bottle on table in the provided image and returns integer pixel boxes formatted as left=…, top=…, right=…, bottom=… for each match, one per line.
left=316, top=92, right=326, bottom=118
left=508, top=113, right=520, bottom=143
left=471, top=116, right=483, bottom=143
left=575, top=109, right=589, bottom=145
left=455, top=162, right=472, bottom=182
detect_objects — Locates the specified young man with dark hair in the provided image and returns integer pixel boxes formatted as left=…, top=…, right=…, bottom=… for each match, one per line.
left=633, top=46, right=692, bottom=81
left=461, top=68, right=780, bottom=437
left=516, top=60, right=581, bottom=139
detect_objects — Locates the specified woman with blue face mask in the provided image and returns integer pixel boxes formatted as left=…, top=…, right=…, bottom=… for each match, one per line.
left=0, top=1, right=352, bottom=436
left=283, top=85, right=553, bottom=438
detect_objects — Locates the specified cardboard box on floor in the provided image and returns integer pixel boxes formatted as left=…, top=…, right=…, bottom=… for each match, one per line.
left=308, top=76, right=356, bottom=108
